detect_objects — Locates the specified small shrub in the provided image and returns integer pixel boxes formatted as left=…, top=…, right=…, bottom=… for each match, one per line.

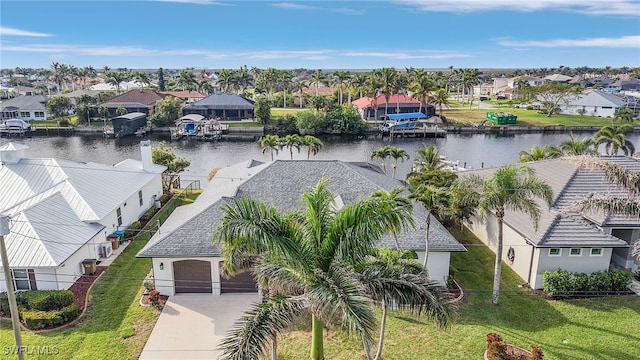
left=486, top=333, right=507, bottom=360
left=149, top=289, right=160, bottom=308
left=126, top=221, right=141, bottom=238
left=59, top=303, right=80, bottom=322
left=143, top=271, right=155, bottom=292
left=0, top=292, right=11, bottom=314
left=120, top=327, right=136, bottom=339
left=21, top=290, right=74, bottom=311
left=21, top=309, right=64, bottom=329
left=142, top=207, right=156, bottom=221
left=58, top=119, right=70, bottom=126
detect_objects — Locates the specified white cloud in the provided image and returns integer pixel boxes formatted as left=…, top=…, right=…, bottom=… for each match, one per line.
left=343, top=51, right=473, bottom=60
left=496, top=35, right=640, bottom=48
left=329, top=7, right=363, bottom=15
left=394, top=0, right=640, bottom=16
left=0, top=26, right=53, bottom=37
left=238, top=50, right=334, bottom=60
left=271, top=2, right=316, bottom=10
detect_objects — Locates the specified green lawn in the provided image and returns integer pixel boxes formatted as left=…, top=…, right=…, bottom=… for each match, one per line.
left=0, top=190, right=201, bottom=360
left=276, top=226, right=640, bottom=360
left=271, top=108, right=305, bottom=117
left=224, top=121, right=264, bottom=128
left=443, top=108, right=634, bottom=127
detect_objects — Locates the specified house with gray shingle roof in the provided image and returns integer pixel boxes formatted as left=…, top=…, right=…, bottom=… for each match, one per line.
left=138, top=159, right=465, bottom=296
left=183, top=93, right=254, bottom=120
left=0, top=95, right=49, bottom=121
left=462, top=156, right=639, bottom=289
left=0, top=141, right=165, bottom=292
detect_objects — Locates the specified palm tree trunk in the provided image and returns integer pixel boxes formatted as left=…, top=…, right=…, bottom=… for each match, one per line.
left=492, top=215, right=504, bottom=305
left=374, top=301, right=388, bottom=360
left=271, top=333, right=278, bottom=360
left=424, top=213, right=431, bottom=267
left=311, top=315, right=324, bottom=360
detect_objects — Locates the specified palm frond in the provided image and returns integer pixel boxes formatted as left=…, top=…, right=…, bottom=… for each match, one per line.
left=218, top=296, right=307, bottom=360
left=571, top=196, right=640, bottom=217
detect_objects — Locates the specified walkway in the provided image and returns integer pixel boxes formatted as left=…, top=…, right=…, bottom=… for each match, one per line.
left=139, top=293, right=261, bottom=360
left=631, top=278, right=640, bottom=296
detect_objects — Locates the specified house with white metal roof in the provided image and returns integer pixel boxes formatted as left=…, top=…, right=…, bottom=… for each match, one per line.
left=557, top=90, right=632, bottom=118
left=0, top=141, right=165, bottom=292
left=462, top=157, right=640, bottom=289
left=137, top=159, right=465, bottom=296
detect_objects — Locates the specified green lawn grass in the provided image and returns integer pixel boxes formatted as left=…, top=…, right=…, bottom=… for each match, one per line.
left=224, top=121, right=264, bottom=128
left=0, top=190, right=201, bottom=360
left=443, top=108, right=634, bottom=127
left=276, top=226, right=640, bottom=360
left=271, top=108, right=305, bottom=117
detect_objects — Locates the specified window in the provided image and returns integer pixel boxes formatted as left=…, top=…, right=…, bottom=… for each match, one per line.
left=548, top=248, right=561, bottom=256
left=590, top=248, right=603, bottom=256
left=116, top=207, right=122, bottom=226
left=11, top=269, right=36, bottom=290
left=139, top=190, right=144, bottom=207
left=34, top=112, right=45, bottom=118
left=569, top=248, right=582, bottom=256
left=602, top=106, right=612, bottom=109
left=20, top=111, right=30, bottom=118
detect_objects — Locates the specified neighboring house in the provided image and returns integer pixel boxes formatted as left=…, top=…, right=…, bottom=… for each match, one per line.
left=352, top=94, right=435, bottom=121
left=61, top=89, right=100, bottom=105
left=473, top=82, right=495, bottom=98
left=100, top=89, right=172, bottom=117
left=543, top=74, right=573, bottom=83
left=0, top=95, right=49, bottom=121
left=159, top=91, right=207, bottom=104
left=0, top=141, right=165, bottom=292
left=556, top=90, right=629, bottom=117
left=183, top=93, right=255, bottom=120
left=138, top=159, right=465, bottom=296
left=90, top=81, right=141, bottom=92
left=462, top=157, right=640, bottom=290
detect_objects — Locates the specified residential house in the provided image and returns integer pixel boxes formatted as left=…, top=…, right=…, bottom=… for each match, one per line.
left=159, top=91, right=207, bottom=104
left=100, top=89, right=172, bottom=117
left=542, top=74, right=573, bottom=84
left=137, top=159, right=465, bottom=295
left=61, top=89, right=100, bottom=105
left=352, top=94, right=435, bottom=121
left=0, top=95, right=49, bottom=121
left=462, top=157, right=639, bottom=290
left=556, top=90, right=632, bottom=118
left=0, top=141, right=165, bottom=292
left=183, top=93, right=254, bottom=120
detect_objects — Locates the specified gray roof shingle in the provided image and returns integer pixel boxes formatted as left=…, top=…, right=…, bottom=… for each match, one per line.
left=185, top=94, right=255, bottom=110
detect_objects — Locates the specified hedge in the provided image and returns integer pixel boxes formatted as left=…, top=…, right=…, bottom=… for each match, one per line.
left=126, top=221, right=141, bottom=238
left=21, top=309, right=65, bottom=329
left=543, top=269, right=633, bottom=298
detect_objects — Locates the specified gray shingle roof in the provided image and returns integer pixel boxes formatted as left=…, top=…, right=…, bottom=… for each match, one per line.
left=138, top=160, right=465, bottom=258
left=185, top=93, right=255, bottom=110
left=0, top=95, right=48, bottom=111
left=462, top=156, right=640, bottom=247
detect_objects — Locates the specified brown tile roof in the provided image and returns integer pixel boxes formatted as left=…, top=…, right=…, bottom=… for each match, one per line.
left=103, top=89, right=171, bottom=106
left=159, top=91, right=207, bottom=99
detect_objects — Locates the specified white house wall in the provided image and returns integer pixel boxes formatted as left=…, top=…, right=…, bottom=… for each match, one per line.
left=467, top=215, right=533, bottom=286
left=415, top=251, right=451, bottom=286
left=53, top=232, right=106, bottom=290
left=152, top=257, right=221, bottom=296
left=559, top=105, right=617, bottom=117
left=99, top=175, right=163, bottom=233
left=533, top=247, right=613, bottom=289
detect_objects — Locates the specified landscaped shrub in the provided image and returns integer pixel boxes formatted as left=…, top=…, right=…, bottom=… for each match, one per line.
left=20, top=290, right=74, bottom=311
left=0, top=292, right=10, bottom=314
left=486, top=333, right=507, bottom=359
left=59, top=303, right=80, bottom=322
left=143, top=271, right=155, bottom=292
left=126, top=221, right=141, bottom=238
left=141, top=207, right=156, bottom=221
left=21, top=309, right=64, bottom=329
left=148, top=289, right=160, bottom=308
left=543, top=269, right=633, bottom=298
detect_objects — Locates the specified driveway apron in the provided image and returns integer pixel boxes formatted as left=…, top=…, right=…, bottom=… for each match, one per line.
left=140, top=293, right=261, bottom=360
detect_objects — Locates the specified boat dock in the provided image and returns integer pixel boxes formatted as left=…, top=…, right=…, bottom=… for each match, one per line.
left=383, top=126, right=447, bottom=138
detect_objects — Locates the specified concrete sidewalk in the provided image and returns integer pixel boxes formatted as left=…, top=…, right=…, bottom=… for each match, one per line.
left=139, top=293, right=261, bottom=360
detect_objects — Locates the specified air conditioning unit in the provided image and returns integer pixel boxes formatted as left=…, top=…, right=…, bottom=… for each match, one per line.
left=101, top=242, right=113, bottom=258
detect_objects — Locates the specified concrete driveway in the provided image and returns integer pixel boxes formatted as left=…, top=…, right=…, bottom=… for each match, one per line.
left=140, top=294, right=261, bottom=360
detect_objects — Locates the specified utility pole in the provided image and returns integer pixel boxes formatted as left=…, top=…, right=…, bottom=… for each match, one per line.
left=0, top=216, right=25, bottom=360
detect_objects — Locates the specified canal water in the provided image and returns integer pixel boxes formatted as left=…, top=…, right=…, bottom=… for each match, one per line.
left=2, top=132, right=638, bottom=182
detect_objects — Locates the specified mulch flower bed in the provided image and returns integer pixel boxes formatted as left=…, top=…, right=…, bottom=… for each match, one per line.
left=140, top=293, right=169, bottom=310
left=68, top=266, right=108, bottom=311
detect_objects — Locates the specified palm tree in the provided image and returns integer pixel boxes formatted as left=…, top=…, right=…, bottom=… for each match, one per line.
left=371, top=145, right=392, bottom=174
left=593, top=124, right=635, bottom=155
left=388, top=147, right=410, bottom=178
left=518, top=145, right=562, bottom=162
left=409, top=184, right=450, bottom=267
left=303, top=135, right=323, bottom=159
left=432, top=89, right=449, bottom=117
left=614, top=107, right=635, bottom=124
left=281, top=134, right=303, bottom=160
left=177, top=70, right=197, bottom=103
left=310, top=70, right=325, bottom=96
left=260, top=134, right=281, bottom=161
left=357, top=248, right=455, bottom=360
left=293, top=80, right=308, bottom=108
left=409, top=73, right=436, bottom=114
left=413, top=145, right=444, bottom=172
left=474, top=164, right=553, bottom=305
left=105, top=71, right=127, bottom=95
left=377, top=67, right=397, bottom=115
left=216, top=180, right=415, bottom=360
left=560, top=132, right=596, bottom=155
left=332, top=70, right=350, bottom=105
left=370, top=188, right=414, bottom=250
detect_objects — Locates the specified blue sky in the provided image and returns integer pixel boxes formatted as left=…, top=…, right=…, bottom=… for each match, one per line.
left=1, top=0, right=639, bottom=70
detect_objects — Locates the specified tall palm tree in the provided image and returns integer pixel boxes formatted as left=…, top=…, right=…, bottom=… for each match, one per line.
left=303, top=135, right=323, bottom=159
left=350, top=72, right=367, bottom=100
left=413, top=145, right=444, bottom=172
left=371, top=145, right=392, bottom=174
left=105, top=71, right=127, bottom=94
left=260, top=134, right=281, bottom=161
left=216, top=180, right=415, bottom=360
left=593, top=124, right=635, bottom=155
left=473, top=164, right=553, bottom=305
left=388, top=147, right=410, bottom=178
left=518, top=145, right=562, bottom=162
left=332, top=70, right=350, bottom=105
left=281, top=134, right=303, bottom=160
left=310, top=70, right=326, bottom=96
left=293, top=80, right=308, bottom=108
left=357, top=249, right=455, bottom=360
left=409, top=73, right=436, bottom=114
left=560, top=132, right=596, bottom=155
left=409, top=184, right=450, bottom=267
left=177, top=70, right=197, bottom=102
left=432, top=89, right=449, bottom=117
left=377, top=67, right=397, bottom=115
left=370, top=189, right=413, bottom=250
